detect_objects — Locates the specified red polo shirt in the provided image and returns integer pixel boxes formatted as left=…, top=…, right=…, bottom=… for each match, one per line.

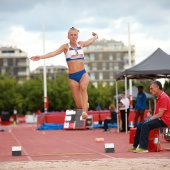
left=155, top=92, right=170, bottom=126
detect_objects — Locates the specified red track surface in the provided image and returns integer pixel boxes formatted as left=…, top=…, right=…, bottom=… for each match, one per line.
left=0, top=124, right=170, bottom=162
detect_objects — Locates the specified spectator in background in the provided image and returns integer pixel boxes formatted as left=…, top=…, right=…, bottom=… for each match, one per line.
left=36, top=110, right=42, bottom=115
left=128, top=110, right=153, bottom=153
left=103, top=104, right=117, bottom=132
left=118, top=92, right=130, bottom=132
left=13, top=106, right=17, bottom=125
left=134, top=86, right=146, bottom=127
left=128, top=81, right=170, bottom=153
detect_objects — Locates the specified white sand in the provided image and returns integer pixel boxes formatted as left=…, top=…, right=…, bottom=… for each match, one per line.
left=1, top=158, right=170, bottom=170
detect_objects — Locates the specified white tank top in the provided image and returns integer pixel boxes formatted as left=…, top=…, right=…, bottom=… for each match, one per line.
left=65, top=43, right=84, bottom=62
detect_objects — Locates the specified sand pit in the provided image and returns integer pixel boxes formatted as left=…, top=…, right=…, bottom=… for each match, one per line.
left=1, top=158, right=170, bottom=170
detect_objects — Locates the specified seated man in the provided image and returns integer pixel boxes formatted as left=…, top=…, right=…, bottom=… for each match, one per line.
left=103, top=104, right=117, bottom=132
left=128, top=81, right=170, bottom=153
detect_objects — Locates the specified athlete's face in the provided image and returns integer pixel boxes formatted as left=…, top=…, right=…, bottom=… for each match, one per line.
left=68, top=30, right=78, bottom=43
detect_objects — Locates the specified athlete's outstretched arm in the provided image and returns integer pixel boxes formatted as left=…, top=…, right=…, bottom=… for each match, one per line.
left=30, top=44, right=66, bottom=61
left=81, top=32, right=98, bottom=47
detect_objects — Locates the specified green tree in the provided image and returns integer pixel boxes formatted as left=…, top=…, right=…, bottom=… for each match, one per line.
left=48, top=73, right=75, bottom=111
left=19, top=76, right=44, bottom=114
left=88, top=83, right=100, bottom=110
left=164, top=80, right=170, bottom=96
left=0, top=73, right=134, bottom=114
left=0, top=74, right=22, bottom=114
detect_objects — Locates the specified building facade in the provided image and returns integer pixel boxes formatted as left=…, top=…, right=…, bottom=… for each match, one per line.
left=84, top=39, right=135, bottom=87
left=31, top=65, right=68, bottom=80
left=0, top=46, right=30, bottom=80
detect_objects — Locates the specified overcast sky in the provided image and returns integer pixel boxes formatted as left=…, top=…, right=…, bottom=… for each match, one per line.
left=1, top=0, right=170, bottom=71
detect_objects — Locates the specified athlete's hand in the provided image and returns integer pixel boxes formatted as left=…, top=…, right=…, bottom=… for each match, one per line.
left=30, top=56, right=41, bottom=61
left=92, top=32, right=98, bottom=38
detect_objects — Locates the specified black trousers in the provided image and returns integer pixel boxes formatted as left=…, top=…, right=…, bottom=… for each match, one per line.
left=120, top=108, right=130, bottom=131
left=133, top=118, right=167, bottom=149
left=103, top=119, right=116, bottom=131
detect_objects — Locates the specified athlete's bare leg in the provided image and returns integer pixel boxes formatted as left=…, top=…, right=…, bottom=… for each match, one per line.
left=79, top=73, right=90, bottom=112
left=69, top=80, right=82, bottom=109
left=69, top=73, right=90, bottom=118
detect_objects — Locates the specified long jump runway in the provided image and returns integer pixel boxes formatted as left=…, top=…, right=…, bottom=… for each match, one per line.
left=0, top=124, right=170, bottom=162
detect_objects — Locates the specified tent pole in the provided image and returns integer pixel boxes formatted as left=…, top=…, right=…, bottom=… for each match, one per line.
left=125, top=76, right=128, bottom=134
left=116, top=81, right=119, bottom=133
left=127, top=23, right=132, bottom=134
left=128, top=22, right=133, bottom=109
left=129, top=80, right=133, bottom=108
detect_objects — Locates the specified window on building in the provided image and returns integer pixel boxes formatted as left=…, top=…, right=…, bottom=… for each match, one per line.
left=102, top=63, right=107, bottom=70
left=48, top=69, right=51, bottom=73
left=3, top=58, right=8, bottom=66
left=40, top=69, right=43, bottom=73
left=84, top=64, right=89, bottom=72
left=99, top=72, right=103, bottom=80
left=90, top=72, right=95, bottom=80
left=84, top=55, right=89, bottom=61
left=92, top=63, right=97, bottom=70
left=109, top=63, right=113, bottom=70
left=124, top=53, right=128, bottom=59
left=90, top=54, right=95, bottom=61
left=124, top=59, right=129, bottom=65
left=114, top=63, right=119, bottom=70
left=109, top=55, right=113, bottom=60
left=116, top=53, right=121, bottom=60
left=18, top=68, right=26, bottom=75
left=114, top=62, right=118, bottom=66
left=110, top=72, right=114, bottom=79
left=114, top=66, right=119, bottom=70
left=98, top=53, right=103, bottom=60
left=18, top=59, right=26, bottom=66
left=1, top=68, right=5, bottom=74
left=2, top=50, right=14, bottom=53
